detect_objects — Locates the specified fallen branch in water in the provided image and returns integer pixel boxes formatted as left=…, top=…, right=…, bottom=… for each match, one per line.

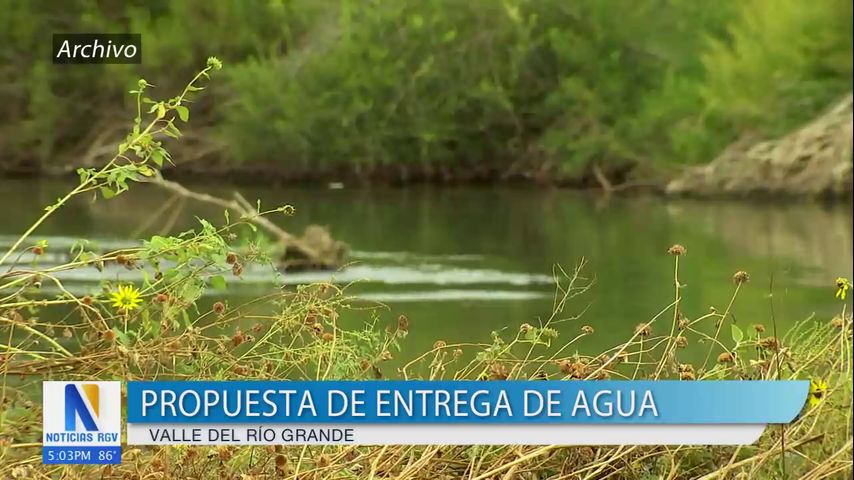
left=150, top=176, right=346, bottom=269
left=592, top=162, right=614, bottom=196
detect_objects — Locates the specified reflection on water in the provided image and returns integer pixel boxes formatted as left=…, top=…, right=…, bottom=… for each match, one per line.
left=665, top=201, right=852, bottom=287
left=1, top=178, right=851, bottom=363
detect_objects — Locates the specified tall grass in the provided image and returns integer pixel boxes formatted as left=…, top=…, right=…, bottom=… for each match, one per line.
left=0, top=254, right=851, bottom=478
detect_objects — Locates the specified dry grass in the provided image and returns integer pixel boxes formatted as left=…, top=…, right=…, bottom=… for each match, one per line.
left=0, top=255, right=850, bottom=479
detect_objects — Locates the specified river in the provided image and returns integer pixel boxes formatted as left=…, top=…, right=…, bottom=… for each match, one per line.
left=1, top=178, right=851, bottom=369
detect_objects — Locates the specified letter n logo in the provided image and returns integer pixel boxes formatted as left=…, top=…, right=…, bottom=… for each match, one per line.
left=65, top=383, right=99, bottom=431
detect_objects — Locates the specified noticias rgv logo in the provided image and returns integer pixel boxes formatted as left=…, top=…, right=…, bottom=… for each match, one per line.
left=43, top=381, right=122, bottom=464
left=64, top=383, right=101, bottom=431
left=52, top=33, right=141, bottom=64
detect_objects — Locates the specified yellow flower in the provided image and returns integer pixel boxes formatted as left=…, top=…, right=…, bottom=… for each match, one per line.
left=110, top=284, right=142, bottom=311
left=808, top=378, right=827, bottom=408
left=836, top=277, right=851, bottom=300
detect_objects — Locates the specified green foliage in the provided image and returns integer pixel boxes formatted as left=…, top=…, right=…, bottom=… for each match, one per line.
left=0, top=0, right=851, bottom=179
left=701, top=0, right=853, bottom=133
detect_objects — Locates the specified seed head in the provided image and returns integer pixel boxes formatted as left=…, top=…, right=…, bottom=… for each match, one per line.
left=489, top=363, right=509, bottom=380
left=212, top=301, right=226, bottom=314
left=225, top=252, right=238, bottom=265
left=397, top=314, right=410, bottom=331
left=733, top=270, right=750, bottom=285
left=519, top=323, right=534, bottom=334
left=753, top=323, right=765, bottom=333
left=31, top=245, right=44, bottom=256
left=311, top=323, right=324, bottom=335
left=321, top=332, right=334, bottom=342
left=718, top=351, right=734, bottom=363
left=581, top=325, right=595, bottom=335
left=758, top=336, right=779, bottom=351
left=635, top=322, right=652, bottom=337
left=667, top=244, right=686, bottom=256
left=82, top=295, right=93, bottom=306
left=232, top=330, right=245, bottom=347
left=675, top=336, right=688, bottom=348
left=206, top=56, right=223, bottom=71
left=831, top=316, right=845, bottom=328
left=680, top=370, right=696, bottom=380
left=232, top=262, right=244, bottom=277
left=280, top=205, right=296, bottom=216
left=557, top=360, right=587, bottom=378
left=433, top=340, right=446, bottom=349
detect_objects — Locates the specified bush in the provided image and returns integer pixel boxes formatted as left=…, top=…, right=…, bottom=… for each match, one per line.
left=701, top=0, right=853, bottom=135
left=1, top=0, right=851, bottom=180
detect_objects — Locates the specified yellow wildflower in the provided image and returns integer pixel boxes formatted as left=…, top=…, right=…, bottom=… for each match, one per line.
left=808, top=378, right=827, bottom=408
left=835, top=277, right=851, bottom=300
left=110, top=284, right=142, bottom=311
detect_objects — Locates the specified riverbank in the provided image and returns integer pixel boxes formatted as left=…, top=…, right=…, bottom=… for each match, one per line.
left=4, top=2, right=851, bottom=199
left=4, top=91, right=851, bottom=199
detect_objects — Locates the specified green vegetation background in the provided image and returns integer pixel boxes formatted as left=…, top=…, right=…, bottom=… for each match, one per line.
left=1, top=0, right=851, bottom=181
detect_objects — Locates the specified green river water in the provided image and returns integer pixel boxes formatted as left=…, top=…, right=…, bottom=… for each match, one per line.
left=1, top=178, right=851, bottom=370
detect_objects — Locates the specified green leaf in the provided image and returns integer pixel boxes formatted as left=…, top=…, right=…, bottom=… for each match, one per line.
left=730, top=324, right=744, bottom=344
left=151, top=149, right=164, bottom=167
left=210, top=275, right=227, bottom=290
left=175, top=105, right=190, bottom=122
left=164, top=122, right=182, bottom=139
left=100, top=187, right=116, bottom=199
left=77, top=168, right=92, bottom=184
left=113, top=327, right=131, bottom=346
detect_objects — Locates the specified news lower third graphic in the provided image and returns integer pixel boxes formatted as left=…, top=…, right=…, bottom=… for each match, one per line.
left=124, top=380, right=810, bottom=447
left=42, top=382, right=121, bottom=464
left=42, top=380, right=810, bottom=464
